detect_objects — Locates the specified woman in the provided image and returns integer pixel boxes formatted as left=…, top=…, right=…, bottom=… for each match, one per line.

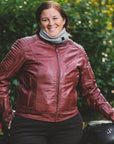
left=0, top=1, right=114, bottom=144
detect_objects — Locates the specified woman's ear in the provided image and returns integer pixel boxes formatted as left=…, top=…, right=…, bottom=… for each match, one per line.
left=38, top=22, right=41, bottom=28
left=63, top=18, right=66, bottom=27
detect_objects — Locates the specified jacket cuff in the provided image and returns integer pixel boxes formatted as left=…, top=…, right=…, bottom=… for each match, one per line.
left=110, top=109, right=114, bottom=123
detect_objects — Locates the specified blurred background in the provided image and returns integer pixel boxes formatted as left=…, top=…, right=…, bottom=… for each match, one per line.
left=0, top=0, right=114, bottom=122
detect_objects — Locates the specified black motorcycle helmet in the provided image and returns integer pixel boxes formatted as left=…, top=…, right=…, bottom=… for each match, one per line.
left=81, top=120, right=114, bottom=144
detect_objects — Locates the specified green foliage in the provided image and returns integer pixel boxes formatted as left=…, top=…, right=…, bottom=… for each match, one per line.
left=0, top=0, right=113, bottom=111
left=65, top=1, right=114, bottom=100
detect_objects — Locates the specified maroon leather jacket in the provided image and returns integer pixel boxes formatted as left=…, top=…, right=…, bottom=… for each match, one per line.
left=0, top=34, right=114, bottom=123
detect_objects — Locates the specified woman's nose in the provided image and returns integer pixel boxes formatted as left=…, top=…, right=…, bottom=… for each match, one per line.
left=48, top=19, right=54, bottom=25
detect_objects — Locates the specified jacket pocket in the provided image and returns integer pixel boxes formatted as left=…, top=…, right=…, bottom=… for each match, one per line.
left=17, top=85, right=33, bottom=107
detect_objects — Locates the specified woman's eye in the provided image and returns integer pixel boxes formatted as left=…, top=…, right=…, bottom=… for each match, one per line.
left=42, top=19, right=48, bottom=22
left=53, top=17, right=58, bottom=20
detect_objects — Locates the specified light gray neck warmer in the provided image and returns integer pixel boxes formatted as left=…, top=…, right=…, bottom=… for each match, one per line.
left=39, top=28, right=69, bottom=44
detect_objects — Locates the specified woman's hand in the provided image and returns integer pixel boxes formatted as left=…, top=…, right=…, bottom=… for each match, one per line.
left=3, top=110, right=15, bottom=129
left=111, top=108, right=114, bottom=124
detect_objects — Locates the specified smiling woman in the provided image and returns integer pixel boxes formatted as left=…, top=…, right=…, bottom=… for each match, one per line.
left=0, top=1, right=114, bottom=144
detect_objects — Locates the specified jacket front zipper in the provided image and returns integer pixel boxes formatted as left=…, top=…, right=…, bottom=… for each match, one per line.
left=55, top=45, right=60, bottom=121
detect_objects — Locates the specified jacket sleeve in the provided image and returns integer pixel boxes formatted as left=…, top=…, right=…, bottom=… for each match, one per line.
left=0, top=39, right=25, bottom=123
left=78, top=46, right=114, bottom=123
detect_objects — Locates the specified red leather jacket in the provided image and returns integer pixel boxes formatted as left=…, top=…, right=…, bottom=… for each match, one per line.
left=0, top=34, right=114, bottom=123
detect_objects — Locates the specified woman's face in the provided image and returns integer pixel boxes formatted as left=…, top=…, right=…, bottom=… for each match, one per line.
left=40, top=8, right=66, bottom=37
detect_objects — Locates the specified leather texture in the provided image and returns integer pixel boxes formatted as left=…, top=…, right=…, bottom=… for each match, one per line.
left=0, top=34, right=114, bottom=123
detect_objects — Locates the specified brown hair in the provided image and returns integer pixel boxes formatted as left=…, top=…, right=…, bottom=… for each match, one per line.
left=35, top=1, right=71, bottom=33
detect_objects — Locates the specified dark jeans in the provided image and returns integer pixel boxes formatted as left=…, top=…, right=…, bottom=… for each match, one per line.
left=0, top=135, right=9, bottom=144
left=9, top=113, right=83, bottom=144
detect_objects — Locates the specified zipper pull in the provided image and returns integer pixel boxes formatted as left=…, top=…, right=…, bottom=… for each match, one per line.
left=55, top=45, right=58, bottom=52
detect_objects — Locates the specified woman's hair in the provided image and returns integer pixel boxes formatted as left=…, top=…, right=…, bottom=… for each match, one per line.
left=35, top=1, right=71, bottom=33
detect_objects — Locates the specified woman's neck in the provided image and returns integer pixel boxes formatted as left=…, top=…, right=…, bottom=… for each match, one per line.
left=39, top=28, right=69, bottom=44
